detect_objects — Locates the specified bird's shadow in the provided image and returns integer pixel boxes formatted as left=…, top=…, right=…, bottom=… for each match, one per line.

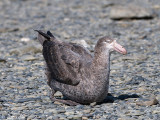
left=98, top=93, right=140, bottom=104
left=61, top=93, right=140, bottom=105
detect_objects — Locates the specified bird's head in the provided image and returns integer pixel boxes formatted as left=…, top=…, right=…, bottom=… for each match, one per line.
left=96, top=36, right=127, bottom=55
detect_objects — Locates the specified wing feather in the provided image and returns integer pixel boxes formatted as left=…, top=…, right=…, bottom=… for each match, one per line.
left=43, top=41, right=83, bottom=85
left=36, top=30, right=92, bottom=86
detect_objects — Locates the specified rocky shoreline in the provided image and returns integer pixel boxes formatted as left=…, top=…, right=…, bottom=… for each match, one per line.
left=0, top=0, right=160, bottom=119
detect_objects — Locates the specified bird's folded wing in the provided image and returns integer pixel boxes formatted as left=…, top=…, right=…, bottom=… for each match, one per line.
left=43, top=42, right=82, bottom=85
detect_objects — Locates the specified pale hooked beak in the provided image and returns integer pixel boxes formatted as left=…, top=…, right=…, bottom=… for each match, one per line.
left=113, top=40, right=127, bottom=55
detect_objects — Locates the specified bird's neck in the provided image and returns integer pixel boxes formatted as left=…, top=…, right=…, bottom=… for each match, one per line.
left=92, top=46, right=111, bottom=70
left=90, top=46, right=111, bottom=86
left=90, top=47, right=111, bottom=94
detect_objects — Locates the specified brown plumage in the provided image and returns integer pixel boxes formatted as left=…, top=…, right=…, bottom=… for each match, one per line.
left=35, top=30, right=127, bottom=105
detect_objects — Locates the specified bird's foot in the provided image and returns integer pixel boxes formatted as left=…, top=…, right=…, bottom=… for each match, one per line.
left=49, top=90, right=80, bottom=106
left=50, top=96, right=80, bottom=106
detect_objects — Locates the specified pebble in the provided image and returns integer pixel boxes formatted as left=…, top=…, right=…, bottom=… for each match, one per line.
left=64, top=110, right=75, bottom=115
left=41, top=96, right=51, bottom=103
left=72, top=115, right=82, bottom=120
left=57, top=109, right=66, bottom=114
left=21, top=37, right=31, bottom=42
left=83, top=109, right=91, bottom=114
left=11, top=106, right=27, bottom=111
left=82, top=117, right=88, bottom=120
left=13, top=66, right=26, bottom=70
left=136, top=97, right=159, bottom=106
left=125, top=110, right=144, bottom=116
left=153, top=109, right=160, bottom=114
left=126, top=76, right=146, bottom=85
left=90, top=102, right=97, bottom=106
left=54, top=101, right=63, bottom=105
left=54, top=91, right=63, bottom=97
left=20, top=55, right=38, bottom=61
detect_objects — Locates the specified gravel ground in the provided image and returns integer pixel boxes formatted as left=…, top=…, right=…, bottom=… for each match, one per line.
left=0, top=0, right=160, bottom=119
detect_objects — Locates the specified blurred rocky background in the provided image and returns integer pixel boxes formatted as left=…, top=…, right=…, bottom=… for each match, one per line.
left=0, top=0, right=160, bottom=119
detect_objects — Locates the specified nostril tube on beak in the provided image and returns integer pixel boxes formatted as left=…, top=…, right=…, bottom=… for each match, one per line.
left=113, top=41, right=127, bottom=54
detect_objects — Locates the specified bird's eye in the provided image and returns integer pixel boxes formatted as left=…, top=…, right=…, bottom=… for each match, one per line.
left=106, top=39, right=112, bottom=43
left=107, top=40, right=110, bottom=42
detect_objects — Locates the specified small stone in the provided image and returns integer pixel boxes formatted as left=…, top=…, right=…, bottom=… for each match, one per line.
left=41, top=96, right=51, bottom=103
left=21, top=37, right=31, bottom=42
left=67, top=115, right=74, bottom=119
left=99, top=117, right=107, bottom=120
left=2, top=103, right=13, bottom=107
left=44, top=108, right=58, bottom=114
left=67, top=115, right=82, bottom=120
left=66, top=115, right=82, bottom=120
left=13, top=66, right=26, bottom=70
left=64, top=110, right=75, bottom=115
left=126, top=76, right=147, bottom=85
left=153, top=4, right=160, bottom=9
left=54, top=91, right=63, bottom=97
left=90, top=102, right=96, bottom=106
left=102, top=1, right=114, bottom=8
left=20, top=55, right=38, bottom=61
left=46, top=116, right=54, bottom=120
left=57, top=109, right=66, bottom=114
left=72, top=115, right=82, bottom=120
left=125, top=110, right=144, bottom=116
left=153, top=110, right=160, bottom=114
left=136, top=97, right=159, bottom=106
left=83, top=109, right=91, bottom=114
left=82, top=117, right=88, bottom=120
left=11, top=106, right=27, bottom=111
left=54, top=101, right=63, bottom=105
left=27, top=115, right=36, bottom=120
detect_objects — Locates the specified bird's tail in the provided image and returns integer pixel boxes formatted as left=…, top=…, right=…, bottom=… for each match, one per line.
left=35, top=30, right=55, bottom=45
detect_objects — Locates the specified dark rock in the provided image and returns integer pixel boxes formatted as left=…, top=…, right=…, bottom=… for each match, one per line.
left=0, top=99, right=4, bottom=102
left=0, top=58, right=7, bottom=63
left=126, top=76, right=147, bottom=85
left=110, top=5, right=155, bottom=20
